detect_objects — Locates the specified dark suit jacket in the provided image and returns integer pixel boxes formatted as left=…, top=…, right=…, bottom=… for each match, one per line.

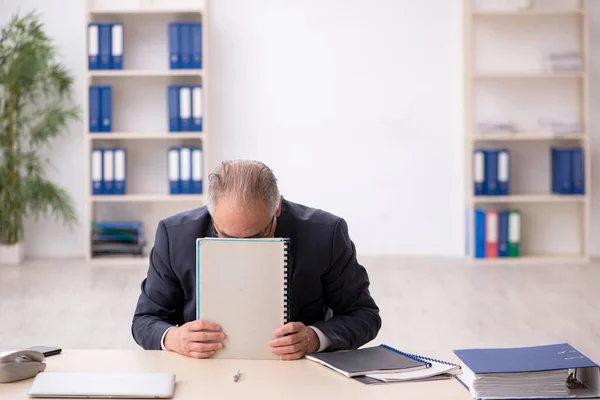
left=131, top=199, right=381, bottom=352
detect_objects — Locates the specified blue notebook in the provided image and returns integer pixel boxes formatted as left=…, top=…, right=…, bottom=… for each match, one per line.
left=454, top=343, right=600, bottom=399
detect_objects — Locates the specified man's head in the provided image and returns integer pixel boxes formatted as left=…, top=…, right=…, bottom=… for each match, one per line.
left=206, top=160, right=282, bottom=238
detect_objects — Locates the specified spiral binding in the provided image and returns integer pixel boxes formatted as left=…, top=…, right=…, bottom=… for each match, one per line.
left=283, top=239, right=290, bottom=324
left=381, top=344, right=459, bottom=368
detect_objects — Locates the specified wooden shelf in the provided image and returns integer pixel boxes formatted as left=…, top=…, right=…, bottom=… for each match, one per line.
left=474, top=71, right=585, bottom=79
left=470, top=255, right=587, bottom=265
left=471, top=194, right=587, bottom=204
left=91, top=194, right=205, bottom=203
left=89, top=132, right=204, bottom=140
left=89, top=9, right=202, bottom=15
left=470, top=133, right=587, bottom=141
left=471, top=10, right=584, bottom=17
left=88, top=69, right=202, bottom=78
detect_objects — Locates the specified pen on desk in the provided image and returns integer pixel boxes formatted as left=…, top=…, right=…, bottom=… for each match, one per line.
left=233, top=369, right=240, bottom=382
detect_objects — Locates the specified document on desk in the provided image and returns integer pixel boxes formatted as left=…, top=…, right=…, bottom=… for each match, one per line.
left=360, top=359, right=461, bottom=384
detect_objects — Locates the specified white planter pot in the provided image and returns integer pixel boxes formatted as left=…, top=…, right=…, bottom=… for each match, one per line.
left=0, top=242, right=25, bottom=265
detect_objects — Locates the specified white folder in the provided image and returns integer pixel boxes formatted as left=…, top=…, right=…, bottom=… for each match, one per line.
left=179, top=147, right=191, bottom=193
left=103, top=149, right=114, bottom=194
left=91, top=149, right=103, bottom=194
left=191, top=148, right=203, bottom=193
left=168, top=148, right=180, bottom=194
left=88, top=24, right=99, bottom=63
left=179, top=87, right=191, bottom=130
left=114, top=148, right=126, bottom=194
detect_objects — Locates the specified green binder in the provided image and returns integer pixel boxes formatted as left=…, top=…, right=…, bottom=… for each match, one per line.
left=508, top=210, right=521, bottom=257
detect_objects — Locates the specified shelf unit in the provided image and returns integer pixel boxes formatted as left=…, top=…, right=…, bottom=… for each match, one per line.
left=464, top=0, right=591, bottom=264
left=84, top=0, right=209, bottom=264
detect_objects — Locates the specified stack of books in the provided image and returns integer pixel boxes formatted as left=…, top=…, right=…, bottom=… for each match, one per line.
left=474, top=208, right=521, bottom=259
left=454, top=343, right=600, bottom=400
left=91, top=222, right=146, bottom=258
left=544, top=51, right=582, bottom=72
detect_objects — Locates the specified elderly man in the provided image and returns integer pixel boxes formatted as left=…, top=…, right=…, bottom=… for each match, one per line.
left=132, top=160, right=381, bottom=360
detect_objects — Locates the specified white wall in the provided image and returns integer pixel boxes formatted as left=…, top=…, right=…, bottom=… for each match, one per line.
left=2, top=0, right=598, bottom=259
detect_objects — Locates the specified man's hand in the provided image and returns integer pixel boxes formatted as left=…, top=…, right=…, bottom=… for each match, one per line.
left=269, top=322, right=320, bottom=360
left=164, top=320, right=226, bottom=359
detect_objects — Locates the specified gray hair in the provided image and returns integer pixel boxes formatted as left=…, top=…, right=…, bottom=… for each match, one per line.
left=206, top=160, right=280, bottom=215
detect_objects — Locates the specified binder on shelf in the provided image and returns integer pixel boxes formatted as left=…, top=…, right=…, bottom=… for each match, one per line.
left=508, top=210, right=521, bottom=257
left=114, top=148, right=126, bottom=195
left=497, top=149, right=509, bottom=195
left=168, top=23, right=181, bottom=69
left=473, top=149, right=485, bottom=196
left=192, top=85, right=203, bottom=131
left=454, top=343, right=600, bottom=400
left=103, top=148, right=115, bottom=195
left=552, top=148, right=572, bottom=194
left=179, top=147, right=192, bottom=194
left=168, top=85, right=180, bottom=132
left=572, top=148, right=585, bottom=195
left=168, top=147, right=180, bottom=195
left=179, top=86, right=192, bottom=132
left=91, top=149, right=103, bottom=195
left=89, top=86, right=100, bottom=133
left=180, top=23, right=192, bottom=69
left=498, top=210, right=509, bottom=258
left=485, top=150, right=499, bottom=195
left=98, top=23, right=112, bottom=69
left=111, top=23, right=124, bottom=70
left=191, top=22, right=202, bottom=69
left=485, top=210, right=498, bottom=258
left=88, top=23, right=99, bottom=70
left=191, top=147, right=203, bottom=194
left=100, top=86, right=112, bottom=132
left=474, top=208, right=486, bottom=259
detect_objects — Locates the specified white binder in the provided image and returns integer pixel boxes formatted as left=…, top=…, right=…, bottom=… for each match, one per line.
left=103, top=149, right=114, bottom=194
left=114, top=148, right=126, bottom=194
left=179, top=147, right=191, bottom=193
left=191, top=148, right=203, bottom=194
left=179, top=87, right=191, bottom=131
left=168, top=148, right=180, bottom=194
left=91, top=149, right=103, bottom=194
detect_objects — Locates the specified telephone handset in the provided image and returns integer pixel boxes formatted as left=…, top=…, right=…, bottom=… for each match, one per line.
left=0, top=349, right=46, bottom=383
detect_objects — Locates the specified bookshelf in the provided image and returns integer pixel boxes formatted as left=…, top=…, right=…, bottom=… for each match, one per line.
left=464, top=0, right=591, bottom=264
left=84, top=0, right=208, bottom=263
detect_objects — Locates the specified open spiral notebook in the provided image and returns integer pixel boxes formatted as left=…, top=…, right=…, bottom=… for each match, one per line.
left=195, top=237, right=290, bottom=360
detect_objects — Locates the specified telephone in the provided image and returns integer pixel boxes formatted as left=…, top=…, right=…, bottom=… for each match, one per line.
left=0, top=349, right=46, bottom=383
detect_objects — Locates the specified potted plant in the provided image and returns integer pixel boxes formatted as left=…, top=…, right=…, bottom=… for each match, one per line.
left=0, top=11, right=80, bottom=265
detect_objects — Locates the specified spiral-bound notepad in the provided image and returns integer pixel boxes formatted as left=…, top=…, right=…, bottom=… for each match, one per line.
left=196, top=237, right=290, bottom=360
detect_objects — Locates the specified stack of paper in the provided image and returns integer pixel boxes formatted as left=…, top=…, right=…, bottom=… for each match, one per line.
left=545, top=51, right=582, bottom=72
left=477, top=121, right=514, bottom=134
left=538, top=118, right=582, bottom=134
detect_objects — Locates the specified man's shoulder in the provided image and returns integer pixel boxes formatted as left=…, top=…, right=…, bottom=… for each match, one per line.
left=161, top=206, right=211, bottom=230
left=283, top=200, right=342, bottom=229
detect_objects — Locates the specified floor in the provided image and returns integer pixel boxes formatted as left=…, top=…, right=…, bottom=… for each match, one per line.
left=2, top=256, right=600, bottom=364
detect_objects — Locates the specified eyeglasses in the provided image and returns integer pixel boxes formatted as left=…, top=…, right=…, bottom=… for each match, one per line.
left=213, top=215, right=276, bottom=239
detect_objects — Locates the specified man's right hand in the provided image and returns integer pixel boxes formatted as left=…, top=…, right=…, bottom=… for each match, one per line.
left=164, top=320, right=226, bottom=359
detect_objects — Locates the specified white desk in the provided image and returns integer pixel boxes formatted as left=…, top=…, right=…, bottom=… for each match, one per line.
left=0, top=350, right=472, bottom=399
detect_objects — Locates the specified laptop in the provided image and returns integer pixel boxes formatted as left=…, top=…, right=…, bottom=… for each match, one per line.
left=28, top=372, right=176, bottom=398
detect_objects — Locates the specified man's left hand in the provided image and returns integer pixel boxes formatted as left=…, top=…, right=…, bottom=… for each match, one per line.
left=269, top=322, right=320, bottom=360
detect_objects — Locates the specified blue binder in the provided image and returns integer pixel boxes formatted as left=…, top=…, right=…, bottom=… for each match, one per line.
left=180, top=23, right=192, bottom=69
left=94, top=221, right=142, bottom=230
left=88, top=23, right=99, bottom=70
left=168, top=23, right=181, bottom=69
left=111, top=23, right=124, bottom=70
left=474, top=208, right=486, bottom=259
left=191, top=85, right=202, bottom=131
left=191, top=22, right=202, bottom=69
left=454, top=343, right=600, bottom=400
left=191, top=147, right=203, bottom=194
left=551, top=148, right=558, bottom=194
left=98, top=23, right=112, bottom=69
left=473, top=149, right=485, bottom=196
left=89, top=86, right=100, bottom=133
left=114, top=148, right=126, bottom=195
left=572, top=148, right=584, bottom=195
left=497, top=149, right=509, bottom=195
left=498, top=210, right=509, bottom=257
left=100, top=86, right=112, bottom=133
left=168, top=85, right=180, bottom=132
left=485, top=150, right=499, bottom=195
left=168, top=147, right=180, bottom=194
left=91, top=149, right=103, bottom=195
left=553, top=148, right=572, bottom=194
